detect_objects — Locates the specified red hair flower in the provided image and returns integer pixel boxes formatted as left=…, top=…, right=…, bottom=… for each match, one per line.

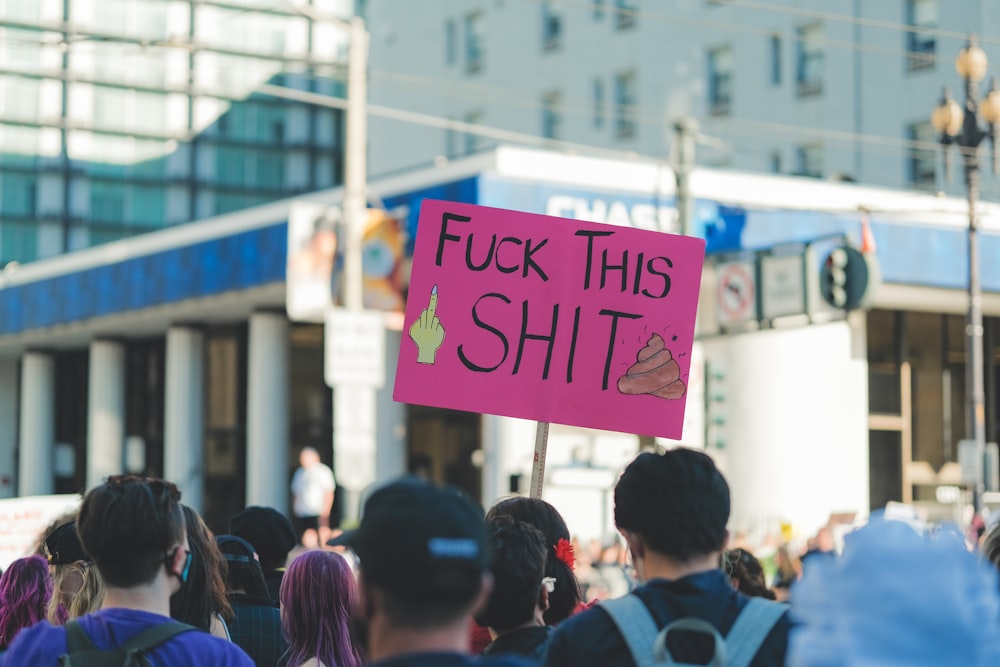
left=554, top=538, right=575, bottom=571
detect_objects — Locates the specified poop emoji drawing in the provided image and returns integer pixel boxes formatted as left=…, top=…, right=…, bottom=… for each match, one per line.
left=409, top=284, right=446, bottom=364
left=617, top=333, right=687, bottom=400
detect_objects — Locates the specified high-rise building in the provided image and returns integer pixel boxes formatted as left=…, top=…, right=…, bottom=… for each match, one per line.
left=365, top=0, right=1000, bottom=200
left=0, top=0, right=351, bottom=266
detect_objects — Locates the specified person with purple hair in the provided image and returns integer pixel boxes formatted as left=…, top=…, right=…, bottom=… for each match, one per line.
left=0, top=555, right=53, bottom=651
left=280, top=550, right=364, bottom=667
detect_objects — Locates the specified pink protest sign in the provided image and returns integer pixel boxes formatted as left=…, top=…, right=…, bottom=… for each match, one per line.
left=393, top=200, right=706, bottom=438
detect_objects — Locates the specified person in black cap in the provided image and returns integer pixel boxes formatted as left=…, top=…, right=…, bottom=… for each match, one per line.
left=41, top=519, right=104, bottom=623
left=327, top=476, right=532, bottom=667
left=229, top=506, right=297, bottom=602
left=216, top=535, right=287, bottom=667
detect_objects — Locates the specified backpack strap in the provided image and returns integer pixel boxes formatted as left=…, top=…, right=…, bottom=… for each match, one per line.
left=118, top=620, right=197, bottom=654
left=653, top=617, right=726, bottom=666
left=600, top=594, right=661, bottom=667
left=724, top=598, right=788, bottom=667
left=58, top=619, right=197, bottom=667
left=64, top=620, right=98, bottom=652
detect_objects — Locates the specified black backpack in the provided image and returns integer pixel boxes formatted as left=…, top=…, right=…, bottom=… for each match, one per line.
left=58, top=619, right=197, bottom=667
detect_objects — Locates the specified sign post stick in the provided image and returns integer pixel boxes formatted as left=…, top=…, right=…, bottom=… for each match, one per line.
left=530, top=421, right=550, bottom=499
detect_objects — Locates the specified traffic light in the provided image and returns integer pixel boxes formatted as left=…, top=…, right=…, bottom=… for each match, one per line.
left=820, top=245, right=870, bottom=310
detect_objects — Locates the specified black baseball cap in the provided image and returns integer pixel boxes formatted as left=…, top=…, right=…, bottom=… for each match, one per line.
left=327, top=476, right=490, bottom=601
left=44, top=521, right=89, bottom=565
left=229, top=506, right=297, bottom=571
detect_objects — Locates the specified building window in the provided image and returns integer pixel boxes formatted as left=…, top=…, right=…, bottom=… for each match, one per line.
left=906, top=0, right=936, bottom=72
left=708, top=45, right=733, bottom=116
left=907, top=121, right=936, bottom=190
left=445, top=19, right=457, bottom=65
left=614, top=70, right=637, bottom=139
left=464, top=110, right=484, bottom=155
left=614, top=0, right=637, bottom=30
left=795, top=143, right=822, bottom=178
left=593, top=78, right=605, bottom=128
left=770, top=151, right=782, bottom=173
left=542, top=0, right=563, bottom=51
left=594, top=0, right=606, bottom=20
left=465, top=12, right=485, bottom=73
left=542, top=90, right=562, bottom=140
left=770, top=34, right=782, bottom=85
left=796, top=23, right=823, bottom=97
left=446, top=117, right=459, bottom=158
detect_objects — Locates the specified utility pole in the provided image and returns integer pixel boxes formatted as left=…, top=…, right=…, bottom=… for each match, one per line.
left=343, top=16, right=369, bottom=312
left=673, top=117, right=697, bottom=237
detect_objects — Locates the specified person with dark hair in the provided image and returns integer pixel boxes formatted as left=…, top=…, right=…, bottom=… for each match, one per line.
left=170, top=505, right=234, bottom=640
left=475, top=517, right=553, bottom=663
left=216, top=535, right=287, bottom=667
left=229, top=506, right=297, bottom=601
left=722, top=548, right=776, bottom=600
left=486, top=497, right=582, bottom=625
left=1, top=475, right=252, bottom=666
left=279, top=550, right=363, bottom=667
left=544, top=448, right=790, bottom=667
left=327, top=476, right=531, bottom=667
left=0, top=555, right=52, bottom=650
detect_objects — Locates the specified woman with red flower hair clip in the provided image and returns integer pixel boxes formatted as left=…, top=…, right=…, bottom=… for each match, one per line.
left=485, top=497, right=583, bottom=625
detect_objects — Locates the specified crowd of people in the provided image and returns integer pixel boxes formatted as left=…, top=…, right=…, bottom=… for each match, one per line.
left=1, top=446, right=1000, bottom=666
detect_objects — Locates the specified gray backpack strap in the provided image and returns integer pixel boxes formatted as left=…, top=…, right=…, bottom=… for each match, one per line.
left=725, top=598, right=788, bottom=667
left=654, top=618, right=726, bottom=666
left=601, top=594, right=661, bottom=667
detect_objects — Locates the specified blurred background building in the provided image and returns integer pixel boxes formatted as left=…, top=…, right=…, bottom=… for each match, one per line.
left=0, top=0, right=349, bottom=266
left=364, top=0, right=999, bottom=200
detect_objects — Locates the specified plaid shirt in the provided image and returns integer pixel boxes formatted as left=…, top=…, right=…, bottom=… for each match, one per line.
left=228, top=595, right=288, bottom=667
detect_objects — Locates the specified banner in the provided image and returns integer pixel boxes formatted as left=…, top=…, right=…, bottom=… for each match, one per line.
left=0, top=494, right=81, bottom=570
left=394, top=200, right=705, bottom=438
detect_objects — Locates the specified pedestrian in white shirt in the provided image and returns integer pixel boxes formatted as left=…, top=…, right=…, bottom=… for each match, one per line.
left=290, top=447, right=336, bottom=548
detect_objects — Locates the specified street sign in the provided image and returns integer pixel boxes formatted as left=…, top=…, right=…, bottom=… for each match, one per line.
left=716, top=261, right=756, bottom=325
left=761, top=254, right=805, bottom=319
left=324, top=307, right=386, bottom=388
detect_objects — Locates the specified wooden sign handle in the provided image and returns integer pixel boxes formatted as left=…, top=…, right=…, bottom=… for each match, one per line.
left=530, top=421, right=550, bottom=499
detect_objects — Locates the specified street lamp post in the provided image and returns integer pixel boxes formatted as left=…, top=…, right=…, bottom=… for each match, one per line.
left=931, top=35, right=1000, bottom=515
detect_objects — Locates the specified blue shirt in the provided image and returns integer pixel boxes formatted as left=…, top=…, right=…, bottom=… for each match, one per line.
left=1, top=608, right=253, bottom=667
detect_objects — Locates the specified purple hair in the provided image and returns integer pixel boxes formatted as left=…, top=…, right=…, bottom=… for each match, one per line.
left=0, top=555, right=53, bottom=649
left=280, top=550, right=364, bottom=667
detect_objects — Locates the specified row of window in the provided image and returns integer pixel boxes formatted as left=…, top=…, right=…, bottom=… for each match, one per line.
left=707, top=0, right=938, bottom=116
left=443, top=0, right=640, bottom=74
left=707, top=23, right=824, bottom=114
left=767, top=122, right=939, bottom=190
left=540, top=71, right=638, bottom=142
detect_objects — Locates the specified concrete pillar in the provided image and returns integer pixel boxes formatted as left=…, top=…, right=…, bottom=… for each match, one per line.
left=19, top=352, right=54, bottom=496
left=0, top=359, right=17, bottom=498
left=374, top=328, right=406, bottom=485
left=246, top=312, right=289, bottom=514
left=86, top=340, right=125, bottom=491
left=164, top=327, right=205, bottom=511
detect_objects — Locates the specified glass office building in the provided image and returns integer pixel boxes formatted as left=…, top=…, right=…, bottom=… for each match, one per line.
left=0, top=0, right=349, bottom=265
